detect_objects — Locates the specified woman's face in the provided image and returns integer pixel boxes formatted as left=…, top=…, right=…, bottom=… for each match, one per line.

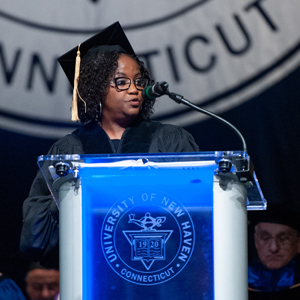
left=102, top=54, right=144, bottom=125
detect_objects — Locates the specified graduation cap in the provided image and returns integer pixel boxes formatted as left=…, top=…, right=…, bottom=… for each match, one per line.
left=249, top=203, right=300, bottom=232
left=57, top=21, right=135, bottom=121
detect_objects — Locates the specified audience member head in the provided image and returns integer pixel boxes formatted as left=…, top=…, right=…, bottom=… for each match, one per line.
left=252, top=205, right=300, bottom=269
left=25, top=263, right=59, bottom=300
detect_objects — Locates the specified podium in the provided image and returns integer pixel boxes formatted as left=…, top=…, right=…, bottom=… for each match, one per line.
left=38, top=151, right=265, bottom=300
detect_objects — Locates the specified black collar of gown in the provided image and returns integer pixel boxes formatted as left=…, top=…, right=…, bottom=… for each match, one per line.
left=72, top=120, right=160, bottom=154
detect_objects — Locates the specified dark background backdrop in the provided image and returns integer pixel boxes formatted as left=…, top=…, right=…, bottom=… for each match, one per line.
left=1, top=64, right=299, bottom=295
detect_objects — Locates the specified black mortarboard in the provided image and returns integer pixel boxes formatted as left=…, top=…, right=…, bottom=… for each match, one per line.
left=58, top=22, right=134, bottom=87
left=57, top=22, right=135, bottom=121
left=249, top=203, right=300, bottom=232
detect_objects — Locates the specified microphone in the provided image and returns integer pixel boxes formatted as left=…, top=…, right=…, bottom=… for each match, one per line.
left=163, top=87, right=248, bottom=154
left=143, top=80, right=247, bottom=154
left=164, top=84, right=253, bottom=178
left=142, top=81, right=169, bottom=101
left=143, top=81, right=261, bottom=202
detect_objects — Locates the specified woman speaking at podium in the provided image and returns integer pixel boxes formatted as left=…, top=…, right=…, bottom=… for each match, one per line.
left=20, top=22, right=199, bottom=268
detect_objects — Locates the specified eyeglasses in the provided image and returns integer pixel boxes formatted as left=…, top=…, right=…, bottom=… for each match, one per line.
left=110, top=77, right=148, bottom=91
left=255, top=232, right=298, bottom=249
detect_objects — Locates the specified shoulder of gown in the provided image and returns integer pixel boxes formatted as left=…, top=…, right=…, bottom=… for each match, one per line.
left=149, top=122, right=200, bottom=153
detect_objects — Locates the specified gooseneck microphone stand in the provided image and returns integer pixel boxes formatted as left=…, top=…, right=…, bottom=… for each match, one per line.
left=166, top=91, right=247, bottom=153
left=164, top=85, right=252, bottom=180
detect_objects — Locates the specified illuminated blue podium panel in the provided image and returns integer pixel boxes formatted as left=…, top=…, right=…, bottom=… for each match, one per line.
left=38, top=152, right=266, bottom=300
left=81, top=162, right=215, bottom=300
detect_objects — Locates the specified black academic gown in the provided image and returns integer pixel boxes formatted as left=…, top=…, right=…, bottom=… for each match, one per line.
left=20, top=120, right=199, bottom=268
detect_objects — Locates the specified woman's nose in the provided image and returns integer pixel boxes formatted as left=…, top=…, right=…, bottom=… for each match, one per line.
left=127, top=82, right=139, bottom=94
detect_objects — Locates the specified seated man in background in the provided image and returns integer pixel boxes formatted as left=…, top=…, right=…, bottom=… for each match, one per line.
left=248, top=204, right=300, bottom=299
left=25, top=263, right=59, bottom=300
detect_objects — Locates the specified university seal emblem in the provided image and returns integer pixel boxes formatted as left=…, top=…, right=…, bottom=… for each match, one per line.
left=100, top=191, right=195, bottom=285
left=2, top=0, right=300, bottom=136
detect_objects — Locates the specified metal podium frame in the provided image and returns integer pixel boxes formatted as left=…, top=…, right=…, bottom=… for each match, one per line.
left=38, top=151, right=266, bottom=300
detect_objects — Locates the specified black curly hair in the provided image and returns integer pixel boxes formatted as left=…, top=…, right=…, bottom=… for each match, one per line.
left=77, top=51, right=155, bottom=124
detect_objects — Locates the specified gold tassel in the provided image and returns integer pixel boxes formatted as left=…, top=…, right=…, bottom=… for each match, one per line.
left=71, top=44, right=81, bottom=122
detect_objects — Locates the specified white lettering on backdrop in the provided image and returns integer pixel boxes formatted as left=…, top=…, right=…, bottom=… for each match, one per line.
left=0, top=0, right=300, bottom=137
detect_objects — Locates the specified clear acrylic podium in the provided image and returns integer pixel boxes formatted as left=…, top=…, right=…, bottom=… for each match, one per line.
left=38, top=151, right=266, bottom=300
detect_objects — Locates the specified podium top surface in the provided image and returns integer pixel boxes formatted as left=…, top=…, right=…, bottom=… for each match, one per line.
left=38, top=150, right=245, bottom=162
left=37, top=151, right=266, bottom=210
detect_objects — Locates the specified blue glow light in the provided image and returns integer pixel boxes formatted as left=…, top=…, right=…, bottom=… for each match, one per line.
left=82, top=162, right=215, bottom=300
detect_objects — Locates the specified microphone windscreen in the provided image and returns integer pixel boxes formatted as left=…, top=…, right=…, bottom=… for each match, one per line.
left=142, top=82, right=169, bottom=101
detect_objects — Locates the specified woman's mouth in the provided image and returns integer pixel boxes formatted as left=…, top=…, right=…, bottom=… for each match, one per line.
left=128, top=99, right=141, bottom=106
